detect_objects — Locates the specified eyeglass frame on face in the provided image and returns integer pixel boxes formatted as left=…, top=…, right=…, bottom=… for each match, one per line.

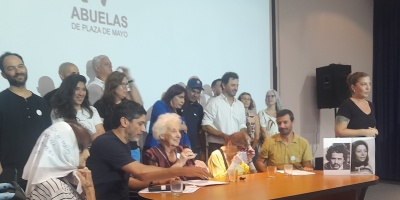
left=119, top=82, right=129, bottom=89
left=236, top=145, right=248, bottom=152
left=266, top=95, right=276, bottom=99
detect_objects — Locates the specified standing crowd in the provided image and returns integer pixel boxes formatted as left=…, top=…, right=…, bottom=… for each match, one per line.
left=0, top=52, right=377, bottom=200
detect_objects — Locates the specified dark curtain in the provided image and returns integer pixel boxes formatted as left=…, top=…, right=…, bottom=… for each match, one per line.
left=373, top=0, right=400, bottom=181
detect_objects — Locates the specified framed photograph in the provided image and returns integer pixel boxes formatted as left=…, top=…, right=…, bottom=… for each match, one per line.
left=323, top=137, right=375, bottom=175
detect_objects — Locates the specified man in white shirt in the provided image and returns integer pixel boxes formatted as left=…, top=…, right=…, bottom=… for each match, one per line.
left=202, top=72, right=247, bottom=156
left=87, top=55, right=112, bottom=105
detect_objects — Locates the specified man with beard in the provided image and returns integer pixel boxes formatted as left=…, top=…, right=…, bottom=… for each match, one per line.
left=0, top=52, right=51, bottom=189
left=324, top=143, right=350, bottom=170
left=255, top=109, right=313, bottom=171
left=202, top=72, right=247, bottom=157
left=87, top=100, right=210, bottom=200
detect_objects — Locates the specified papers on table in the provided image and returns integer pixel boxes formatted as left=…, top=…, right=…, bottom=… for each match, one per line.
left=139, top=185, right=200, bottom=194
left=182, top=180, right=229, bottom=186
left=277, top=170, right=315, bottom=175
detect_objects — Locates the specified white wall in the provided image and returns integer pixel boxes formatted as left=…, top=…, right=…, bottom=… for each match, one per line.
left=275, top=0, right=373, bottom=158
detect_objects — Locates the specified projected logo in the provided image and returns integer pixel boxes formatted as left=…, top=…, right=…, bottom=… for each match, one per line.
left=71, top=0, right=129, bottom=37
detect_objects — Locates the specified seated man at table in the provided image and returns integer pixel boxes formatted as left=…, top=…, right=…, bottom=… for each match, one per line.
left=255, top=109, right=313, bottom=171
left=87, top=100, right=210, bottom=200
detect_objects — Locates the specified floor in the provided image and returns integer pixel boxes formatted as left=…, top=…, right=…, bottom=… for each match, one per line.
left=365, top=180, right=400, bottom=200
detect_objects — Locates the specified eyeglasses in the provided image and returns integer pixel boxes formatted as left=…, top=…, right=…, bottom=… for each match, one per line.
left=236, top=146, right=248, bottom=152
left=120, top=83, right=129, bottom=89
left=266, top=95, right=276, bottom=98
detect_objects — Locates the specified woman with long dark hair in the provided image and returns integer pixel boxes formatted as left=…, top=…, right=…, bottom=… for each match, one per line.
left=351, top=140, right=373, bottom=174
left=51, top=74, right=104, bottom=140
left=143, top=84, right=190, bottom=153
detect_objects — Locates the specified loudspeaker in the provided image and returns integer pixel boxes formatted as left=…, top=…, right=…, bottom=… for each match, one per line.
left=316, top=64, right=351, bottom=109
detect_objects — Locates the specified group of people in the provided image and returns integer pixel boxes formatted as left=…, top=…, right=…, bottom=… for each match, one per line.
left=0, top=51, right=378, bottom=200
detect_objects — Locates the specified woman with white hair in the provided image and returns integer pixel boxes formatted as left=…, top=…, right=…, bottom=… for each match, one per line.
left=258, top=89, right=283, bottom=141
left=142, top=113, right=207, bottom=180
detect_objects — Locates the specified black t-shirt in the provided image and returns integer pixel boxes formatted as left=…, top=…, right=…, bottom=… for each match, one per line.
left=337, top=98, right=376, bottom=129
left=86, top=131, right=135, bottom=200
left=93, top=99, right=114, bottom=131
left=0, top=89, right=51, bottom=189
left=0, top=89, right=51, bottom=168
left=180, top=101, right=204, bottom=151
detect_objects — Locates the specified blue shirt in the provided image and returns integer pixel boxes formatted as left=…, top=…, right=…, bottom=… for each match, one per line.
left=144, top=100, right=191, bottom=151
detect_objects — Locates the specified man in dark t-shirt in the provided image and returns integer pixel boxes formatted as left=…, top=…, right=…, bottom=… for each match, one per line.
left=0, top=52, right=52, bottom=189
left=87, top=100, right=210, bottom=200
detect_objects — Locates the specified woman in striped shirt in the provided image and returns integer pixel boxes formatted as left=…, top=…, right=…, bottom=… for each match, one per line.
left=23, top=121, right=95, bottom=200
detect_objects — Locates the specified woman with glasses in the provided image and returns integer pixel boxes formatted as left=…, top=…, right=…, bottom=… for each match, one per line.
left=207, top=132, right=256, bottom=178
left=51, top=74, right=105, bottom=140
left=258, top=90, right=282, bottom=141
left=238, top=92, right=261, bottom=163
left=238, top=92, right=260, bottom=151
left=93, top=70, right=143, bottom=131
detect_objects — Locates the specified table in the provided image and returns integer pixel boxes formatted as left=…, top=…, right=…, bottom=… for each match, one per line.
left=139, top=171, right=379, bottom=200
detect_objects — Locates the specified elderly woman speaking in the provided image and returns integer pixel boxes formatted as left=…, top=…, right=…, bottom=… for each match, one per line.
left=142, top=113, right=207, bottom=180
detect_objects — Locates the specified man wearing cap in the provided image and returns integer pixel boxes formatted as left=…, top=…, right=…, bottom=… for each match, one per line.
left=179, top=77, right=204, bottom=156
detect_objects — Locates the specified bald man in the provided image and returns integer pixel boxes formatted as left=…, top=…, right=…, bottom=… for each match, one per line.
left=43, top=62, right=79, bottom=106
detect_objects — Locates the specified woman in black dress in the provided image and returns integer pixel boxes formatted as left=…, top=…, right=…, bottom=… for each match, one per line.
left=335, top=72, right=378, bottom=137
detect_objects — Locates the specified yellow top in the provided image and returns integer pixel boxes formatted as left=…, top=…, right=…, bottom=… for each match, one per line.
left=207, top=146, right=250, bottom=178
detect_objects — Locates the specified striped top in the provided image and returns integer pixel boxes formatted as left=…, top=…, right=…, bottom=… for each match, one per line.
left=28, top=178, right=81, bottom=200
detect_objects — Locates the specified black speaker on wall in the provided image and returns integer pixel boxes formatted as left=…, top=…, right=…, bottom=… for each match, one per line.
left=316, top=64, right=351, bottom=109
